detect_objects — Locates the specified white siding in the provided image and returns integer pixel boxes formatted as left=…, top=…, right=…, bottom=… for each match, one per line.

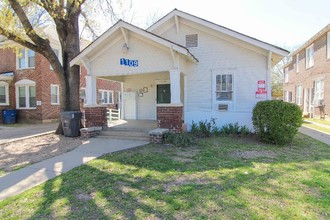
left=90, top=35, right=174, bottom=76
left=123, top=72, right=169, bottom=120
left=158, top=21, right=268, bottom=128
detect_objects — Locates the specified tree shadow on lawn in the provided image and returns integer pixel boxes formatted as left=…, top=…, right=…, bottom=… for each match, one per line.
left=4, top=133, right=329, bottom=219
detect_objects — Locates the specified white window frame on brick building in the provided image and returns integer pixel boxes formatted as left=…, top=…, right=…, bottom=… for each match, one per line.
left=80, top=88, right=87, bottom=104
left=284, top=67, right=289, bottom=83
left=327, top=32, right=330, bottom=59
left=98, top=90, right=114, bottom=104
left=17, top=48, right=35, bottom=69
left=50, top=84, right=60, bottom=105
left=0, top=81, right=9, bottom=106
left=314, top=79, right=324, bottom=101
left=305, top=44, right=314, bottom=69
left=296, top=85, right=302, bottom=105
left=15, top=79, right=36, bottom=109
left=296, top=53, right=299, bottom=73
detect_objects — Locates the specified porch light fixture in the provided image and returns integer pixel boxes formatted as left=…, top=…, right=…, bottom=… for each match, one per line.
left=122, top=43, right=129, bottom=53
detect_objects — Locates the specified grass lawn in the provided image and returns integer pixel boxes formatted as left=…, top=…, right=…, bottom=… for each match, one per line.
left=0, top=134, right=329, bottom=219
left=304, top=118, right=330, bottom=127
left=303, top=122, right=330, bottom=134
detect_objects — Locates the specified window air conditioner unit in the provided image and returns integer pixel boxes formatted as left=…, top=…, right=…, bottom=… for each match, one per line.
left=218, top=104, right=228, bottom=111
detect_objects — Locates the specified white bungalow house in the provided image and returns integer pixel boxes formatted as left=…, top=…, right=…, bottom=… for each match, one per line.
left=71, top=9, right=289, bottom=131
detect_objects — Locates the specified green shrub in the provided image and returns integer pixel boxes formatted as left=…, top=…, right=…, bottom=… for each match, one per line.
left=220, top=123, right=252, bottom=136
left=164, top=132, right=196, bottom=147
left=252, top=100, right=303, bottom=145
left=190, top=118, right=217, bottom=137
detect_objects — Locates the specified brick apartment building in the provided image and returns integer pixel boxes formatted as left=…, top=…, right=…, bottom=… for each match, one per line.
left=0, top=27, right=121, bottom=123
left=283, top=24, right=330, bottom=118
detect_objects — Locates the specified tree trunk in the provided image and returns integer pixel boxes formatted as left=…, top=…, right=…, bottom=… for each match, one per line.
left=55, top=14, right=81, bottom=135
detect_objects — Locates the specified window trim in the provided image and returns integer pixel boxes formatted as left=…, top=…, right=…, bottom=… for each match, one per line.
left=327, top=32, right=330, bottom=60
left=0, top=81, right=9, bottom=106
left=98, top=89, right=114, bottom=104
left=284, top=67, right=289, bottom=83
left=296, top=53, right=299, bottom=73
left=305, top=44, right=314, bottom=69
left=80, top=88, right=86, bottom=104
left=16, top=48, right=35, bottom=69
left=296, top=85, right=302, bottom=105
left=314, top=79, right=324, bottom=101
left=50, top=84, right=60, bottom=105
left=15, top=79, right=37, bottom=109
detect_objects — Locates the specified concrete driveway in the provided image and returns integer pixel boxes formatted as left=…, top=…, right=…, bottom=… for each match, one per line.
left=0, top=123, right=58, bottom=144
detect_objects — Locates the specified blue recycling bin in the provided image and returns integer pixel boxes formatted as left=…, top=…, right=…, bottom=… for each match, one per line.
left=2, top=109, right=18, bottom=124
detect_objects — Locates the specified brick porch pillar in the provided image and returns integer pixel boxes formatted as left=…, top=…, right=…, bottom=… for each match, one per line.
left=157, top=105, right=183, bottom=132
left=83, top=106, right=108, bottom=129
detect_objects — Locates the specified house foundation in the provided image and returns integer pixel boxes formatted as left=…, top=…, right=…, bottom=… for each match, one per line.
left=157, top=106, right=183, bottom=132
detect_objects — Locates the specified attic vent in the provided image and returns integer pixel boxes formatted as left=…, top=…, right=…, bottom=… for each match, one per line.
left=185, top=34, right=198, bottom=48
left=218, top=104, right=228, bottom=111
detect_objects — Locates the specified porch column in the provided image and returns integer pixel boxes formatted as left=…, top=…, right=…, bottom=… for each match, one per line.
left=170, top=69, right=181, bottom=104
left=85, top=75, right=97, bottom=105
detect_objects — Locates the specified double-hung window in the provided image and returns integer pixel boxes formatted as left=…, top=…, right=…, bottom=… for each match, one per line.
left=296, top=54, right=299, bottom=73
left=15, top=79, right=36, bottom=109
left=306, top=44, right=314, bottom=69
left=98, top=90, right=113, bottom=104
left=0, top=81, right=9, bottom=105
left=17, top=48, right=35, bottom=69
left=51, top=84, right=60, bottom=105
left=315, top=80, right=324, bottom=101
left=80, top=88, right=86, bottom=104
left=327, top=32, right=330, bottom=59
left=216, top=74, right=233, bottom=101
left=296, top=85, right=302, bottom=105
left=284, top=68, right=289, bottom=83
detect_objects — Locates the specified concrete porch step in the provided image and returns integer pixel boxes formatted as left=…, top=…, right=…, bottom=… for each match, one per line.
left=98, top=130, right=150, bottom=142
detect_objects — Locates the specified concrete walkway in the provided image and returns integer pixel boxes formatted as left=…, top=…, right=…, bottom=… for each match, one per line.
left=0, top=123, right=57, bottom=144
left=299, top=126, right=330, bottom=145
left=0, top=138, right=148, bottom=201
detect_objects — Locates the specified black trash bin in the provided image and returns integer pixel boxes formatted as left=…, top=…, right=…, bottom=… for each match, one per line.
left=61, top=111, right=82, bottom=137
left=2, top=109, right=18, bottom=124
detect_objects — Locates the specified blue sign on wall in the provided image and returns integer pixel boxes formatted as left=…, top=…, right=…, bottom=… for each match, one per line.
left=120, top=58, right=138, bottom=67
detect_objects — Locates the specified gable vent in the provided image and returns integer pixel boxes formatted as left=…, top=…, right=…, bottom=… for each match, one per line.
left=185, top=34, right=198, bottom=48
left=218, top=104, right=228, bottom=111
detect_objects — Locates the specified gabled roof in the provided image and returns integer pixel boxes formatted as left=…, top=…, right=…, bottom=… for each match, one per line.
left=289, top=23, right=330, bottom=57
left=71, top=20, right=198, bottom=66
left=148, top=9, right=289, bottom=57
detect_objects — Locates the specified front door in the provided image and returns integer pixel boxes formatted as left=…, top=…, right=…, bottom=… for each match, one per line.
left=157, top=84, right=171, bottom=104
left=123, top=92, right=137, bottom=119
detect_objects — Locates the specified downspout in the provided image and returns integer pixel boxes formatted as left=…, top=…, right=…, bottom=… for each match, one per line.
left=267, top=51, right=272, bottom=100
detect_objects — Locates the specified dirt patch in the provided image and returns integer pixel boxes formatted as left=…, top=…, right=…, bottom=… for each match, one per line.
left=0, top=134, right=84, bottom=176
left=170, top=147, right=200, bottom=162
left=230, top=150, right=277, bottom=159
left=164, top=175, right=220, bottom=193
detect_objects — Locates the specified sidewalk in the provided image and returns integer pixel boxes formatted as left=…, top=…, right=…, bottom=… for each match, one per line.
left=299, top=126, right=330, bottom=145
left=0, top=138, right=148, bottom=201
left=0, top=123, right=57, bottom=144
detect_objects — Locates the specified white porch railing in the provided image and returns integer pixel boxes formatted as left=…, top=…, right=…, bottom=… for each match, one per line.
left=108, top=108, right=121, bottom=121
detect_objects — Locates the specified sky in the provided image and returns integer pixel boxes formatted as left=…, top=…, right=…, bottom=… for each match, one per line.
left=115, top=0, right=330, bottom=51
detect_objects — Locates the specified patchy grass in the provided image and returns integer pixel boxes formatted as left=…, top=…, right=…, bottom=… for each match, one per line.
left=305, top=118, right=330, bottom=126
left=0, top=133, right=329, bottom=219
left=303, top=122, right=330, bottom=134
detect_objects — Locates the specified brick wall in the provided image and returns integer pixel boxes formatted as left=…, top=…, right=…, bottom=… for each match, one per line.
left=84, top=107, right=107, bottom=128
left=284, top=32, right=330, bottom=117
left=157, top=106, right=183, bottom=132
left=80, top=67, right=121, bottom=107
